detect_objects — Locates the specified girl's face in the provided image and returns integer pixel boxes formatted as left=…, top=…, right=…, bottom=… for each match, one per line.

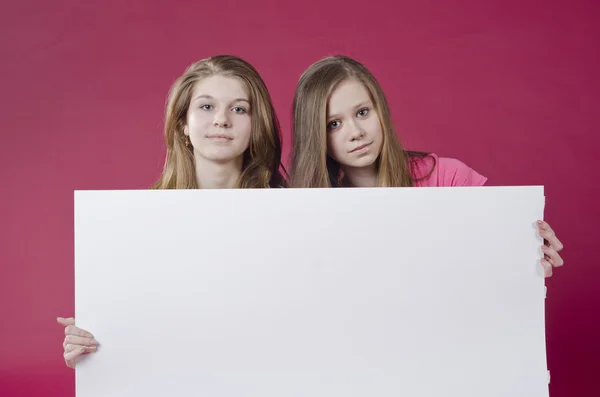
left=325, top=78, right=383, bottom=170
left=185, top=75, right=252, bottom=163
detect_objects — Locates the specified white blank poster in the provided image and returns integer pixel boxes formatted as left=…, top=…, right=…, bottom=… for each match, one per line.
left=74, top=186, right=548, bottom=397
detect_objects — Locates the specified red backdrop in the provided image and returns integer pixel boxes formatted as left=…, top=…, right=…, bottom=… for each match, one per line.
left=1, top=0, right=598, bottom=395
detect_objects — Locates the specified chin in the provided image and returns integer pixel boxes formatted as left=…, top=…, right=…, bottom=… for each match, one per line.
left=197, top=148, right=245, bottom=163
left=345, top=155, right=378, bottom=169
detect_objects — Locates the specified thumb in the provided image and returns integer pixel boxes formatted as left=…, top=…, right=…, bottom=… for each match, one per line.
left=57, top=317, right=75, bottom=326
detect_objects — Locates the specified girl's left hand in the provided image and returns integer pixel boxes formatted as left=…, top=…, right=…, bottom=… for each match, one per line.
left=537, top=220, right=564, bottom=277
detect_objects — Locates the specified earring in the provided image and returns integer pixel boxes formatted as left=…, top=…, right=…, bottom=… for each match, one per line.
left=184, top=135, right=190, bottom=147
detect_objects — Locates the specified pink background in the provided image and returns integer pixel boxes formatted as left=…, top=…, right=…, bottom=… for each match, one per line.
left=1, top=0, right=598, bottom=395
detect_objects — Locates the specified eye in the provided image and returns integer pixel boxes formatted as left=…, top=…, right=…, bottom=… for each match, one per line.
left=357, top=107, right=369, bottom=117
left=201, top=104, right=213, bottom=110
left=232, top=106, right=247, bottom=114
left=327, top=120, right=341, bottom=130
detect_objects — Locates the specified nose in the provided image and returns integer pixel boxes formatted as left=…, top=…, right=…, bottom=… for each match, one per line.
left=213, top=109, right=230, bottom=128
left=348, top=120, right=365, bottom=141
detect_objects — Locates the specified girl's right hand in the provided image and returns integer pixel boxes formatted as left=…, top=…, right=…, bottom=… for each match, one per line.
left=56, top=317, right=98, bottom=368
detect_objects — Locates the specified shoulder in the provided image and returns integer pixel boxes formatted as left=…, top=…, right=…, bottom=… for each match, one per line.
left=410, top=153, right=487, bottom=187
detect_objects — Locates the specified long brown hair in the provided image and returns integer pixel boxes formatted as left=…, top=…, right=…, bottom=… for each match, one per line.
left=290, top=55, right=432, bottom=188
left=152, top=55, right=287, bottom=189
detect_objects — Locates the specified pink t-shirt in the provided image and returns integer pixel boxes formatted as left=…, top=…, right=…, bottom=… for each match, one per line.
left=410, top=153, right=487, bottom=187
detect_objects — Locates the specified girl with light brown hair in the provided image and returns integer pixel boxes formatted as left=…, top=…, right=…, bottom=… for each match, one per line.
left=153, top=55, right=287, bottom=189
left=290, top=54, right=564, bottom=276
left=56, top=54, right=287, bottom=368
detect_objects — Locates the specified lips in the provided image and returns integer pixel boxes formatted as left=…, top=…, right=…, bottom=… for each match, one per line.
left=206, top=134, right=233, bottom=140
left=350, top=142, right=372, bottom=153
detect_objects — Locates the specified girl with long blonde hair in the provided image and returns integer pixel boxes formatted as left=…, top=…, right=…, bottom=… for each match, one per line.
left=57, top=55, right=287, bottom=368
left=290, top=55, right=564, bottom=277
left=154, top=55, right=287, bottom=189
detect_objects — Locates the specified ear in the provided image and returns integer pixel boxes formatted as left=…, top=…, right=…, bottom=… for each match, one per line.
left=183, top=125, right=189, bottom=136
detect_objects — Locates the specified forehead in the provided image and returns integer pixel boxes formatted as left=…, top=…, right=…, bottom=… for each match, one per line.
left=191, top=75, right=249, bottom=100
left=327, top=78, right=371, bottom=114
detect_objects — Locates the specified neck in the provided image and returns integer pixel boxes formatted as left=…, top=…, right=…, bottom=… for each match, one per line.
left=342, top=164, right=378, bottom=187
left=194, top=154, right=243, bottom=189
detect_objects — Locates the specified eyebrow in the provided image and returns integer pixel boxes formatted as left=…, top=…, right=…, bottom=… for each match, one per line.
left=327, top=101, right=372, bottom=120
left=193, top=95, right=250, bottom=105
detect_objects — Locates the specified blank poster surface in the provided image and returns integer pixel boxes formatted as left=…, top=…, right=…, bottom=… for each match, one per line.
left=74, top=186, right=548, bottom=397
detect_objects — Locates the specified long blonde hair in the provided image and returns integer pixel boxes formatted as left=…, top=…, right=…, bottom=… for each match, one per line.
left=152, top=55, right=287, bottom=189
left=290, top=55, right=432, bottom=188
